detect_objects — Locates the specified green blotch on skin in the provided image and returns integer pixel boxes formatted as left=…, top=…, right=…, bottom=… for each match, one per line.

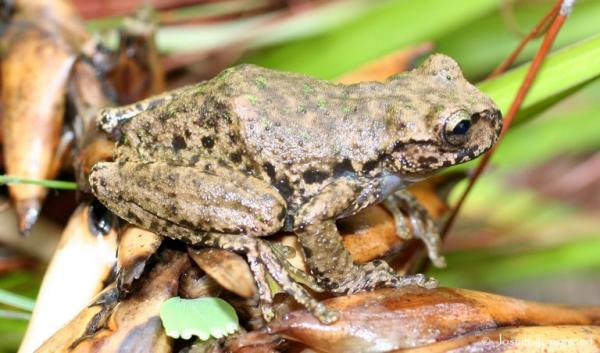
left=255, top=76, right=267, bottom=89
left=298, top=106, right=307, bottom=113
left=160, top=297, right=239, bottom=341
left=246, top=94, right=258, bottom=106
left=317, top=99, right=327, bottom=109
left=195, top=83, right=209, bottom=95
left=342, top=105, right=352, bottom=114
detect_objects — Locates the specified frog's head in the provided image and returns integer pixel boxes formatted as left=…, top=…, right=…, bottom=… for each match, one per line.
left=385, top=54, right=502, bottom=180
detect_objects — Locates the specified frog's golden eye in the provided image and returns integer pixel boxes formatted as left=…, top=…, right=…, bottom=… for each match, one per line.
left=443, top=110, right=472, bottom=146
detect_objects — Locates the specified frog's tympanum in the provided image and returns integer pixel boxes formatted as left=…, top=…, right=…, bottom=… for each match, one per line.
left=90, top=54, right=502, bottom=324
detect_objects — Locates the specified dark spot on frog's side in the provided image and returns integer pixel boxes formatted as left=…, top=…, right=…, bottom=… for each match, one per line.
left=184, top=129, right=192, bottom=138
left=201, top=136, right=215, bottom=149
left=361, top=159, right=379, bottom=173
left=262, top=162, right=276, bottom=181
left=228, top=133, right=238, bottom=143
left=274, top=177, right=293, bottom=199
left=302, top=169, right=330, bottom=184
left=170, top=204, right=178, bottom=216
left=333, top=159, right=355, bottom=177
left=171, top=135, right=187, bottom=151
left=179, top=219, right=193, bottom=229
left=229, top=152, right=242, bottom=163
left=418, top=156, right=438, bottom=166
left=126, top=210, right=142, bottom=225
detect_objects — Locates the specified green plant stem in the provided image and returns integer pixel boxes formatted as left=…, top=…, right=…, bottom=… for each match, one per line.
left=0, top=176, right=77, bottom=190
left=0, top=289, right=35, bottom=312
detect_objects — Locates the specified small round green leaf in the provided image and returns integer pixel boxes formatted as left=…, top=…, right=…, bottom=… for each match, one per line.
left=159, top=297, right=239, bottom=340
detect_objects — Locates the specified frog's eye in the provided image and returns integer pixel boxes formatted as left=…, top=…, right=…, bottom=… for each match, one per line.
left=443, top=110, right=472, bottom=146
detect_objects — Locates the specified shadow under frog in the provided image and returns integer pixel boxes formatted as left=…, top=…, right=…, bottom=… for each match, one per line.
left=89, top=54, right=502, bottom=324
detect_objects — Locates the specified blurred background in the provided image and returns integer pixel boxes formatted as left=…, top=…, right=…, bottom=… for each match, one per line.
left=0, top=0, right=599, bottom=351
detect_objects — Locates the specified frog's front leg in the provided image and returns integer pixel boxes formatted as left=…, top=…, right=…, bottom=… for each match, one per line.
left=384, top=190, right=446, bottom=268
left=293, top=177, right=437, bottom=294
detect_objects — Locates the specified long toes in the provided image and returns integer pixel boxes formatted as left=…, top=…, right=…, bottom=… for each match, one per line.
left=399, top=273, right=438, bottom=289
left=257, top=242, right=339, bottom=324
left=431, top=255, right=447, bottom=268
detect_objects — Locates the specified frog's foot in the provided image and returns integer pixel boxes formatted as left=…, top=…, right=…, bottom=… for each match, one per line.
left=202, top=233, right=339, bottom=324
left=383, top=190, right=446, bottom=268
left=328, top=259, right=438, bottom=294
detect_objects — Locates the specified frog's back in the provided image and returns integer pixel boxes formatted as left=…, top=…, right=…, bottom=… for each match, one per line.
left=219, top=64, right=398, bottom=167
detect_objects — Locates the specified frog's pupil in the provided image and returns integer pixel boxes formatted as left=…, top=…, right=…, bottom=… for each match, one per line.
left=452, top=120, right=471, bottom=135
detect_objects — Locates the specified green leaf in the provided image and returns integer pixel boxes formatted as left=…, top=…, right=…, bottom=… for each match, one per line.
left=478, top=34, right=600, bottom=122
left=0, top=289, right=35, bottom=312
left=245, top=0, right=500, bottom=78
left=159, top=297, right=239, bottom=340
left=437, top=0, right=600, bottom=79
left=429, top=234, right=600, bottom=288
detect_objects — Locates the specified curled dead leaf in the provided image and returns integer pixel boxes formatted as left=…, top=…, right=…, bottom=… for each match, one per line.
left=108, top=7, right=166, bottom=105
left=1, top=21, right=76, bottom=233
left=179, top=265, right=222, bottom=299
left=116, top=226, right=163, bottom=292
left=189, top=248, right=258, bottom=299
left=19, top=203, right=117, bottom=353
left=36, top=249, right=190, bottom=353
left=265, top=287, right=598, bottom=353
left=337, top=43, right=433, bottom=84
left=398, top=325, right=600, bottom=353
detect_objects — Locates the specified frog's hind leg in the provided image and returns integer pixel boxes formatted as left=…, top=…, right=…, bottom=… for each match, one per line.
left=199, top=233, right=339, bottom=324
left=384, top=190, right=446, bottom=268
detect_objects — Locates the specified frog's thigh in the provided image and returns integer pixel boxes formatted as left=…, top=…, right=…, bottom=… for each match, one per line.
left=113, top=161, right=286, bottom=236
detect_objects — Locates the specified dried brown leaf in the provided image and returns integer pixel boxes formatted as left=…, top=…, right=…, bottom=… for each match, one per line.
left=189, top=247, right=258, bottom=299
left=36, top=249, right=190, bottom=353
left=337, top=43, right=433, bottom=84
left=108, top=8, right=166, bottom=105
left=1, top=21, right=76, bottom=232
left=397, top=326, right=600, bottom=353
left=116, top=226, right=163, bottom=292
left=265, top=287, right=599, bottom=353
left=19, top=204, right=118, bottom=353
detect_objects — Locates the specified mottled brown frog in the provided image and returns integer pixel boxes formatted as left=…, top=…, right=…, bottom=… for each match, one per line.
left=89, top=54, right=502, bottom=324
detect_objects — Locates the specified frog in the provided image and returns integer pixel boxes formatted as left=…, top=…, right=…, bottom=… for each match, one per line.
left=89, top=54, right=502, bottom=324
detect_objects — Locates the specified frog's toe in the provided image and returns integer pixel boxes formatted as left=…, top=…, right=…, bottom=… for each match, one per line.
left=386, top=191, right=446, bottom=268
left=253, top=240, right=339, bottom=324
left=396, top=273, right=438, bottom=289
left=334, top=260, right=438, bottom=294
left=382, top=198, right=412, bottom=240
